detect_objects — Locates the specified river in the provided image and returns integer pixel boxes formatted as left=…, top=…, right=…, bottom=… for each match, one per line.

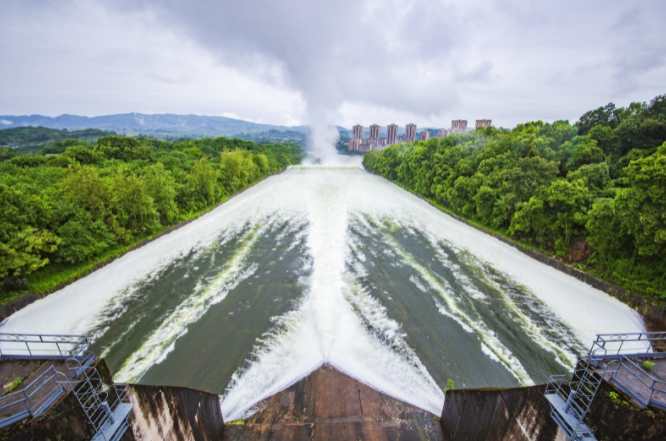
left=0, top=163, right=645, bottom=420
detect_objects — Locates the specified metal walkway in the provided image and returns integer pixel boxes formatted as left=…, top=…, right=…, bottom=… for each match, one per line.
left=0, top=333, right=133, bottom=440
left=546, top=331, right=666, bottom=441
left=587, top=332, right=666, bottom=365
left=0, top=333, right=96, bottom=376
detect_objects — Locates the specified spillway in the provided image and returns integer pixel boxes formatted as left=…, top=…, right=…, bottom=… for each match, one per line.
left=0, top=164, right=645, bottom=421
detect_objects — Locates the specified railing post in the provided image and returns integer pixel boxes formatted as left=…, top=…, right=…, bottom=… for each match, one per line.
left=26, top=341, right=31, bottom=357
left=23, top=390, right=30, bottom=415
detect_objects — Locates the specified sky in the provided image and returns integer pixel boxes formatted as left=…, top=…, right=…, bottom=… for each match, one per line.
left=1, top=0, right=665, bottom=130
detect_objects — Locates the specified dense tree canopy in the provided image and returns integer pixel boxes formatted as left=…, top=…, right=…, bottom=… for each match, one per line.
left=0, top=127, right=116, bottom=152
left=364, top=94, right=666, bottom=300
left=0, top=135, right=303, bottom=290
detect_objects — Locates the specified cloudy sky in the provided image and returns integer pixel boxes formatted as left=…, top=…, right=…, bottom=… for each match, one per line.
left=1, top=0, right=665, bottom=129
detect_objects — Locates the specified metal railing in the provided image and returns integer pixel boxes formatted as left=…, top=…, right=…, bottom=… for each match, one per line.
left=0, top=333, right=96, bottom=377
left=546, top=332, right=666, bottom=440
left=588, top=332, right=666, bottom=365
left=545, top=358, right=604, bottom=440
left=68, top=359, right=133, bottom=441
left=611, top=356, right=666, bottom=411
left=0, top=366, right=67, bottom=429
left=0, top=357, right=133, bottom=439
left=0, top=333, right=92, bottom=360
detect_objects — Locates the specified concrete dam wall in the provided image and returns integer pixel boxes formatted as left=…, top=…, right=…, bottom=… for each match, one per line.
left=440, top=385, right=559, bottom=441
left=440, top=382, right=666, bottom=441
left=128, top=384, right=224, bottom=441
left=2, top=359, right=665, bottom=440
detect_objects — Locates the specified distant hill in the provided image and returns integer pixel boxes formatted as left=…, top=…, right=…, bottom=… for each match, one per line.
left=0, top=127, right=116, bottom=152
left=0, top=113, right=309, bottom=138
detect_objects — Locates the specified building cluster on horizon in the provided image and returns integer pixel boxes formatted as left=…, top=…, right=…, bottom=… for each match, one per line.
left=348, top=119, right=492, bottom=152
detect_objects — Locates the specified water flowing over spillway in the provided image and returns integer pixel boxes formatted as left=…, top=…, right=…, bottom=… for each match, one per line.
left=0, top=165, right=645, bottom=420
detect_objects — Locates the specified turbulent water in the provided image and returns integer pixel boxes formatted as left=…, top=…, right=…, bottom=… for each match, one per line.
left=0, top=164, right=645, bottom=420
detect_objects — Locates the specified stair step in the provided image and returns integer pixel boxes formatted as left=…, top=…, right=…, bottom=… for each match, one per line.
left=545, top=393, right=594, bottom=439
left=91, top=403, right=134, bottom=441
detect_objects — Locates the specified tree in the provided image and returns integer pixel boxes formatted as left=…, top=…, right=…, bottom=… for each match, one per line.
left=0, top=185, right=60, bottom=278
left=54, top=204, right=116, bottom=264
left=109, top=170, right=159, bottom=237
left=59, top=166, right=111, bottom=221
left=189, top=157, right=218, bottom=207
left=612, top=143, right=666, bottom=257
left=95, top=136, right=150, bottom=161
left=142, top=163, right=178, bottom=226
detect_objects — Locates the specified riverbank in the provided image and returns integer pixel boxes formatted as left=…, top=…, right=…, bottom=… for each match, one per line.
left=383, top=176, right=666, bottom=328
left=0, top=168, right=288, bottom=320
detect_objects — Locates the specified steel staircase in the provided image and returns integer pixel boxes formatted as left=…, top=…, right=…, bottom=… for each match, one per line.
left=67, top=359, right=133, bottom=441
left=545, top=358, right=602, bottom=440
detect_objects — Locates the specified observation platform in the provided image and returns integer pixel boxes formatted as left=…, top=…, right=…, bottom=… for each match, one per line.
left=222, top=364, right=444, bottom=441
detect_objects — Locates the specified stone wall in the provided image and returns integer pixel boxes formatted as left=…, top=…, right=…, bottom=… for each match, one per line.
left=440, top=385, right=559, bottom=441
left=128, top=384, right=224, bottom=441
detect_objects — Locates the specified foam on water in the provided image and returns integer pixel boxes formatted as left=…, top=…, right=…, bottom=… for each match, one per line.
left=114, top=223, right=265, bottom=383
left=1, top=165, right=644, bottom=421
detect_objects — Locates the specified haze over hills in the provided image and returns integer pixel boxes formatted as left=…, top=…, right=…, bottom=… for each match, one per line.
left=0, top=113, right=312, bottom=138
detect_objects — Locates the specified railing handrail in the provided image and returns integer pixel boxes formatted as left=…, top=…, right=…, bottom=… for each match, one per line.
left=587, top=332, right=666, bottom=363
left=0, top=333, right=94, bottom=363
left=595, top=331, right=666, bottom=340
left=0, top=333, right=89, bottom=341
left=0, top=365, right=67, bottom=424
left=620, top=357, right=665, bottom=384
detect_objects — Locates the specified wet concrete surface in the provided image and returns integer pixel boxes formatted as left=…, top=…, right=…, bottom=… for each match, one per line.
left=604, top=357, right=666, bottom=409
left=222, top=364, right=444, bottom=441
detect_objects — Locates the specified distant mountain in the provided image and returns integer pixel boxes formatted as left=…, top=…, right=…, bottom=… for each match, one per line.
left=0, top=113, right=309, bottom=138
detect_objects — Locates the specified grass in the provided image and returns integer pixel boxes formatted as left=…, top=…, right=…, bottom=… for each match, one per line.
left=643, top=360, right=655, bottom=371
left=227, top=419, right=246, bottom=425
left=5, top=377, right=21, bottom=394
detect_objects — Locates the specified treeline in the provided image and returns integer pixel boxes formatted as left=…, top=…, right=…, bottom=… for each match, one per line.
left=0, top=127, right=116, bottom=151
left=363, top=94, right=666, bottom=301
left=0, top=135, right=303, bottom=293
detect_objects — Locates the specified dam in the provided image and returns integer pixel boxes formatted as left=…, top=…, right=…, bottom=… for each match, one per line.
left=0, top=165, right=655, bottom=439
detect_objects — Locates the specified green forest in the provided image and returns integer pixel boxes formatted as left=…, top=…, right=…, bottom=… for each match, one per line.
left=0, top=127, right=116, bottom=153
left=0, top=135, right=303, bottom=300
left=363, top=94, right=666, bottom=302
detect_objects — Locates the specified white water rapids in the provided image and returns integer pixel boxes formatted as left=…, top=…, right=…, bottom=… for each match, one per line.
left=0, top=164, right=645, bottom=420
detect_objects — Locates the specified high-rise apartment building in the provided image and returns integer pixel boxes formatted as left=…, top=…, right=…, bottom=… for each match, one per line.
left=452, top=120, right=468, bottom=133
left=420, top=130, right=431, bottom=141
left=437, top=129, right=451, bottom=138
left=475, top=119, right=491, bottom=129
left=405, top=124, right=417, bottom=142
left=352, top=124, right=363, bottom=142
left=369, top=124, right=380, bottom=141
left=348, top=138, right=361, bottom=151
left=387, top=124, right=398, bottom=145
left=368, top=124, right=380, bottom=149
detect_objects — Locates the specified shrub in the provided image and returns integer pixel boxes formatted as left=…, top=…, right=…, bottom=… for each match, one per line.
left=5, top=377, right=21, bottom=393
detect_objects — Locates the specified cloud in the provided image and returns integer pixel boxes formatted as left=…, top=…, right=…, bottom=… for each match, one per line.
left=0, top=0, right=665, bottom=134
left=0, top=120, right=12, bottom=125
